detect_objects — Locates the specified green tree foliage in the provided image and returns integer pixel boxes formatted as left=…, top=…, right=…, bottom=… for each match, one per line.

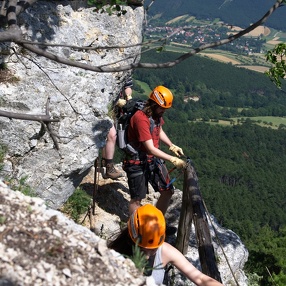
left=162, top=121, right=286, bottom=284
left=86, top=0, right=143, bottom=15
left=87, top=0, right=128, bottom=15
left=134, top=50, right=286, bottom=119
left=266, top=43, right=286, bottom=89
left=246, top=226, right=286, bottom=285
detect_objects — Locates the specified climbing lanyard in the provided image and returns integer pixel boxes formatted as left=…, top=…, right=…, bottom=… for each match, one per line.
left=166, top=156, right=191, bottom=187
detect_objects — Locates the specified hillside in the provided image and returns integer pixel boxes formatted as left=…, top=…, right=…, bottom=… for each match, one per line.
left=147, top=0, right=286, bottom=31
left=134, top=50, right=286, bottom=98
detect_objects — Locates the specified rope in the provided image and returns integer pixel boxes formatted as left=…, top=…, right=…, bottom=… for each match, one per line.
left=202, top=199, right=240, bottom=286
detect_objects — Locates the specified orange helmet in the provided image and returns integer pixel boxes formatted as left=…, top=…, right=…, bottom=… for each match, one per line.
left=128, top=204, right=166, bottom=249
left=149, top=86, right=173, bottom=109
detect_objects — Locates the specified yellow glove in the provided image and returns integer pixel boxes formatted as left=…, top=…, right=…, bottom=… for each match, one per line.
left=169, top=157, right=187, bottom=169
left=117, top=98, right=127, bottom=108
left=169, top=144, right=184, bottom=157
left=126, top=94, right=132, bottom=101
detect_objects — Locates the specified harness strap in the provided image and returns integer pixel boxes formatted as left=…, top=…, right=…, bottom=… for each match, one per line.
left=124, top=159, right=144, bottom=165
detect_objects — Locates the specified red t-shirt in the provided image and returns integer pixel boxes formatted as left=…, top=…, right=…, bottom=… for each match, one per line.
left=128, top=110, right=164, bottom=153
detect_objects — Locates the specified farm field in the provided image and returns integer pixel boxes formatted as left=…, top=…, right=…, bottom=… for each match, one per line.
left=200, top=53, right=241, bottom=65
left=206, top=116, right=286, bottom=129
left=238, top=65, right=269, bottom=73
left=227, top=25, right=271, bottom=37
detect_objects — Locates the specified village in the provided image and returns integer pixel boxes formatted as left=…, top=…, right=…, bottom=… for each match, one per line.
left=145, top=22, right=266, bottom=55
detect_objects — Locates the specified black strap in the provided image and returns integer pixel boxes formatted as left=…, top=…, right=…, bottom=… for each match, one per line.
left=163, top=264, right=173, bottom=285
left=144, top=255, right=156, bottom=276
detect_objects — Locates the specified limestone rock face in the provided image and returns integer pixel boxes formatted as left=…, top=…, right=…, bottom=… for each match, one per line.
left=0, top=180, right=145, bottom=286
left=0, top=1, right=143, bottom=208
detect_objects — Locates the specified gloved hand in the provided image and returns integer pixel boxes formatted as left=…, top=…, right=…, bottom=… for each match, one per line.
left=117, top=98, right=127, bottom=108
left=169, top=144, right=184, bottom=157
left=169, top=157, right=187, bottom=169
left=126, top=94, right=132, bottom=101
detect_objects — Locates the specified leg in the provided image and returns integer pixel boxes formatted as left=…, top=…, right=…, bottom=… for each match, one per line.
left=101, top=125, right=123, bottom=179
left=129, top=198, right=142, bottom=215
left=102, top=125, right=117, bottom=160
left=125, top=163, right=147, bottom=215
left=155, top=190, right=173, bottom=215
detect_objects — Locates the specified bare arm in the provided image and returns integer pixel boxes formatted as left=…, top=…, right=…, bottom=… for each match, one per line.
left=162, top=243, right=224, bottom=286
left=159, top=127, right=173, bottom=148
left=142, top=139, right=173, bottom=162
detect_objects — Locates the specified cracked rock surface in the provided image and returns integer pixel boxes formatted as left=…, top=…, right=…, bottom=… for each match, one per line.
left=0, top=180, right=145, bottom=286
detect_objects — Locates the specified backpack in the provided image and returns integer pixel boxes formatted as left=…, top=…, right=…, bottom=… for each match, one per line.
left=116, top=99, right=154, bottom=155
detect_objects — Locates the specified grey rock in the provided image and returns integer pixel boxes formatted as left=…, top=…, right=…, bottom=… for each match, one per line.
left=0, top=1, right=143, bottom=209
left=0, top=180, right=145, bottom=286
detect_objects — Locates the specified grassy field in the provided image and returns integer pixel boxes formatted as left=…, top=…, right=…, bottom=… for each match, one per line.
left=246, top=116, right=286, bottom=128
left=134, top=79, right=152, bottom=95
left=206, top=116, right=286, bottom=129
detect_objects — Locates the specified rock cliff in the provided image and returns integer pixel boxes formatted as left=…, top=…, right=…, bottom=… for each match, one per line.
left=0, top=179, right=145, bottom=286
left=0, top=1, right=143, bottom=209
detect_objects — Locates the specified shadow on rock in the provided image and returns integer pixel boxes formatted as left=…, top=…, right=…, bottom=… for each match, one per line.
left=80, top=181, right=130, bottom=222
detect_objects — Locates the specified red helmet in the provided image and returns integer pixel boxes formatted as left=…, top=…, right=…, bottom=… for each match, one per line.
left=149, top=86, right=173, bottom=109
left=128, top=204, right=166, bottom=249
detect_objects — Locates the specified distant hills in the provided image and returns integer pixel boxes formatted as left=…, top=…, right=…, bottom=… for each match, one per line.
left=146, top=0, right=286, bottom=31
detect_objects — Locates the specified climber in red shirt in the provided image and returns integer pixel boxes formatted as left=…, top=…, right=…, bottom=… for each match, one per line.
left=123, top=85, right=187, bottom=216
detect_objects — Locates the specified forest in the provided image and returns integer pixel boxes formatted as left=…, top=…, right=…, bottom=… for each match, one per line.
left=129, top=50, right=286, bottom=285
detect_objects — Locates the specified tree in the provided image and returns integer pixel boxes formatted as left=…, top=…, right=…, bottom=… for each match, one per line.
left=265, top=43, right=286, bottom=88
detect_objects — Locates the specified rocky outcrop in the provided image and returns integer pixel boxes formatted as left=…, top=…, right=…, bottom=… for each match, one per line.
left=0, top=1, right=143, bottom=209
left=0, top=172, right=249, bottom=286
left=0, top=180, right=146, bottom=286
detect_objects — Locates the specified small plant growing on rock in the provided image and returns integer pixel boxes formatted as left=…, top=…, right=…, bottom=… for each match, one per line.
left=0, top=143, right=7, bottom=171
left=130, top=243, right=149, bottom=273
left=9, top=176, right=36, bottom=197
left=61, top=187, right=91, bottom=223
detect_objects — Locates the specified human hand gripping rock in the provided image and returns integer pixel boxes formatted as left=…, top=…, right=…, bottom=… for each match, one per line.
left=169, top=144, right=184, bottom=157
left=169, top=156, right=187, bottom=169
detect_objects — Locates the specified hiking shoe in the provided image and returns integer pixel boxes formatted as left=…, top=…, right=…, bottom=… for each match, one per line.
left=105, top=163, right=124, bottom=180
left=165, top=226, right=177, bottom=236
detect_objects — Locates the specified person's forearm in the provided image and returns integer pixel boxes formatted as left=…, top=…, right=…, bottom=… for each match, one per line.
left=142, top=140, right=173, bottom=161
left=188, top=273, right=224, bottom=286
left=147, top=146, right=173, bottom=161
left=159, top=129, right=173, bottom=147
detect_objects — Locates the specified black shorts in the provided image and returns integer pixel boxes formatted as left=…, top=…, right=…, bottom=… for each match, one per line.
left=124, top=158, right=174, bottom=200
